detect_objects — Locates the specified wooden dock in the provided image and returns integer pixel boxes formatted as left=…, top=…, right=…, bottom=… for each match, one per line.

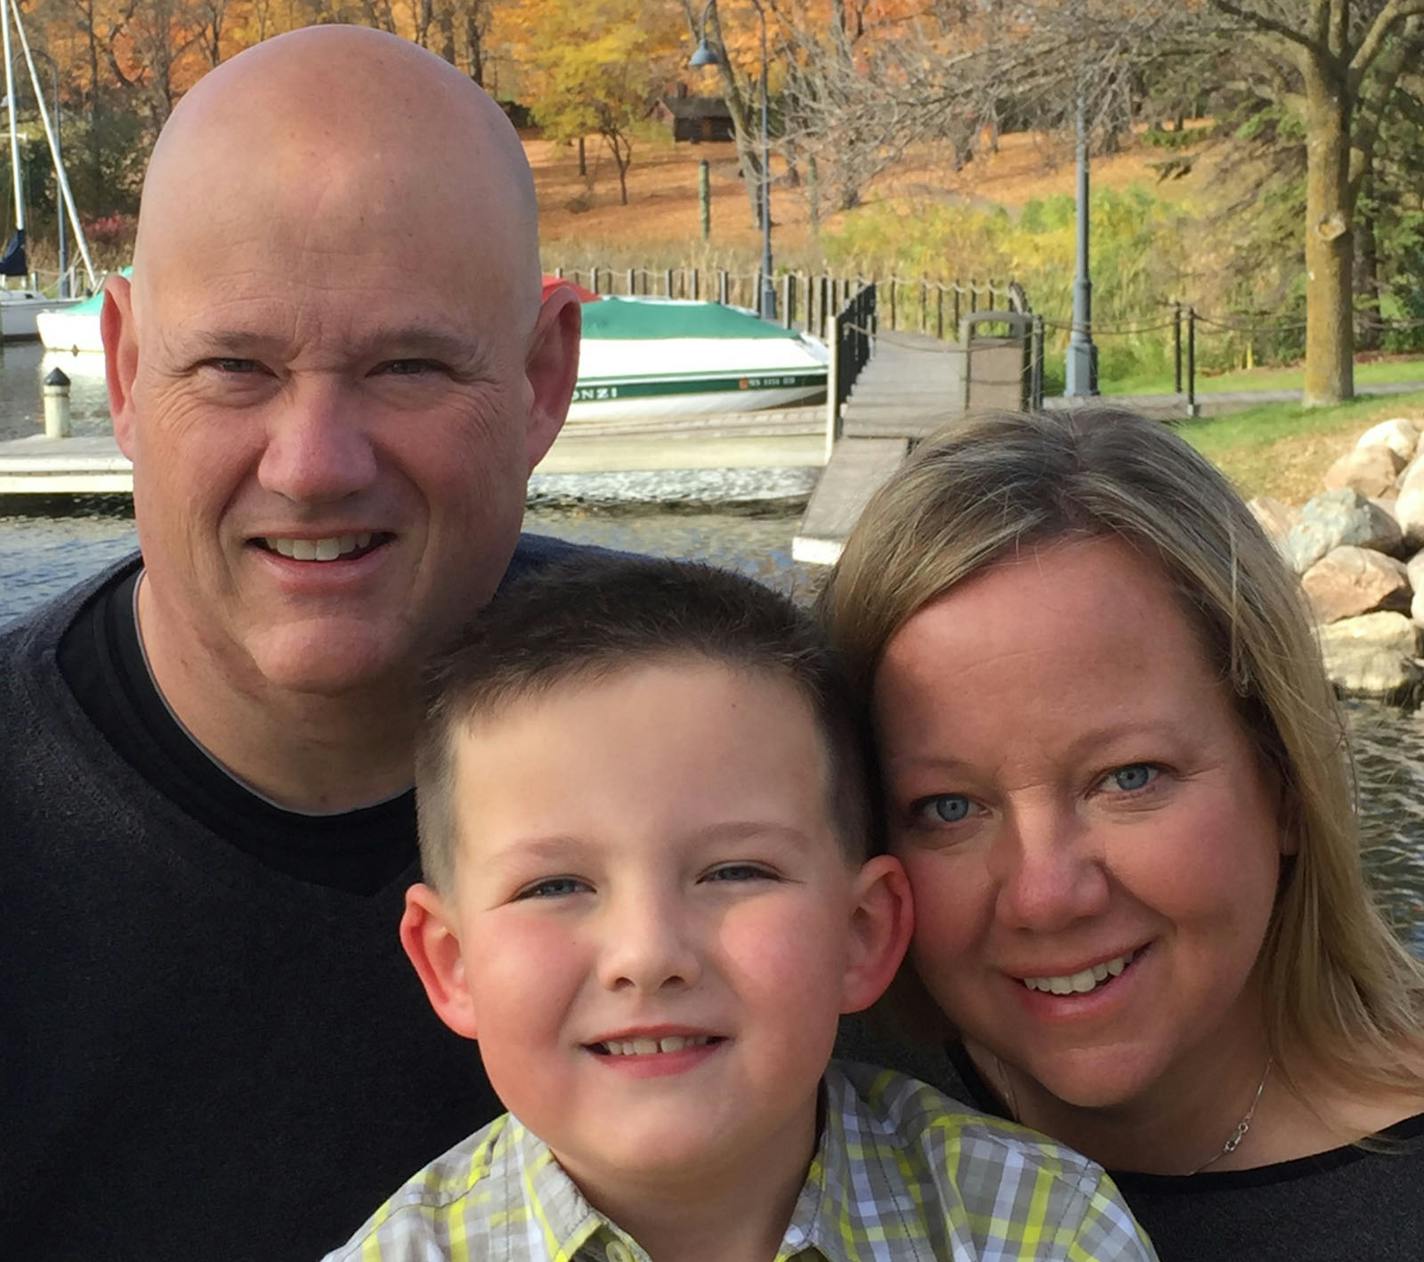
left=793, top=333, right=966, bottom=564
left=0, top=406, right=829, bottom=497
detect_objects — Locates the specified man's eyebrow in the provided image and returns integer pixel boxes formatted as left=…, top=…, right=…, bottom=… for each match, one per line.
left=168, top=324, right=484, bottom=362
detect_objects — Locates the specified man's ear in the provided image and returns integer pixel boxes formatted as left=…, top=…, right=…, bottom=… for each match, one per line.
left=400, top=883, right=479, bottom=1040
left=101, top=273, right=140, bottom=460
left=522, top=283, right=581, bottom=472
left=840, top=855, right=915, bottom=1014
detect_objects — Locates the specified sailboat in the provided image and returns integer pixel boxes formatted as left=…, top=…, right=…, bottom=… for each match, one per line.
left=0, top=0, right=95, bottom=340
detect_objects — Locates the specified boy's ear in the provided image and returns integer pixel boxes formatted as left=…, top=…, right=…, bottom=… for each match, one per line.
left=839, top=855, right=915, bottom=1014
left=400, top=883, right=479, bottom=1040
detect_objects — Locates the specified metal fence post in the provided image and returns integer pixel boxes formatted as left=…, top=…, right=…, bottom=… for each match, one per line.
left=1173, top=303, right=1183, bottom=396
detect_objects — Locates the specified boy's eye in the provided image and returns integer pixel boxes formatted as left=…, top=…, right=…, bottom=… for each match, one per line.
left=514, top=876, right=590, bottom=900
left=914, top=794, right=974, bottom=825
left=1099, top=764, right=1159, bottom=793
left=703, top=863, right=777, bottom=883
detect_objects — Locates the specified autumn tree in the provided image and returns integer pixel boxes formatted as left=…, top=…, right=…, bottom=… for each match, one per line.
left=506, top=0, right=682, bottom=205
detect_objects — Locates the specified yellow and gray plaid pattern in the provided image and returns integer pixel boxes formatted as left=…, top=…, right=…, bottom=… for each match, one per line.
left=323, top=1061, right=1157, bottom=1262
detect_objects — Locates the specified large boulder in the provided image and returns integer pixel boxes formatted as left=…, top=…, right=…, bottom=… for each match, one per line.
left=1317, top=612, right=1423, bottom=703
left=1301, top=546, right=1411, bottom=623
left=1282, top=489, right=1404, bottom=573
left=1323, top=444, right=1404, bottom=498
left=1392, top=463, right=1424, bottom=549
left=1247, top=496, right=1298, bottom=546
left=1356, top=417, right=1420, bottom=464
left=1408, top=548, right=1424, bottom=594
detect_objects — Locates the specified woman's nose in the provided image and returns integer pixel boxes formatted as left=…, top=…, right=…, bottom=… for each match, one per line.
left=989, top=803, right=1111, bottom=933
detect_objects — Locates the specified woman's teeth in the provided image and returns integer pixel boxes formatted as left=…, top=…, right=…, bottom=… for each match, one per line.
left=263, top=533, right=373, bottom=561
left=1022, top=950, right=1137, bottom=995
left=598, top=1035, right=715, bottom=1056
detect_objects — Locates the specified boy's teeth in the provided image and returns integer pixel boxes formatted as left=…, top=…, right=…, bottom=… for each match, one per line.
left=601, top=1035, right=712, bottom=1056
left=1022, top=950, right=1137, bottom=995
left=264, top=534, right=370, bottom=561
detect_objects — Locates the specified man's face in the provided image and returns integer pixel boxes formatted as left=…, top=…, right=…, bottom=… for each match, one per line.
left=410, top=660, right=905, bottom=1198
left=106, top=161, right=565, bottom=698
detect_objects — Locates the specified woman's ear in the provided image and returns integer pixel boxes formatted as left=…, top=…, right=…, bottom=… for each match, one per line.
left=400, top=883, right=479, bottom=1040
left=840, top=854, right=915, bottom=1014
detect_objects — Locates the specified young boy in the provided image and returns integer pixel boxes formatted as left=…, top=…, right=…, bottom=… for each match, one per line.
left=325, top=557, right=1156, bottom=1262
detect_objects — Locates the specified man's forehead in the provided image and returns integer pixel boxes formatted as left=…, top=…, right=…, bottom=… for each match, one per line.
left=131, top=28, right=540, bottom=321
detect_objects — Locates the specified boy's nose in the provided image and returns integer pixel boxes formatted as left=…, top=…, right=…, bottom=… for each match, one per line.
left=596, top=894, right=703, bottom=993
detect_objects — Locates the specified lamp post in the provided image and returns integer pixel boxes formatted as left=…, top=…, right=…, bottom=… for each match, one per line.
left=690, top=0, right=776, bottom=321
left=1064, top=86, right=1098, bottom=397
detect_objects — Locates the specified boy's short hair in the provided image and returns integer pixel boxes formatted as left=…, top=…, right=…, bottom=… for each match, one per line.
left=415, top=556, right=878, bottom=890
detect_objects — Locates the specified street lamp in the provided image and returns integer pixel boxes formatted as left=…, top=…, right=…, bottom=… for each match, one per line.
left=1064, top=87, right=1098, bottom=397
left=690, top=0, right=776, bottom=321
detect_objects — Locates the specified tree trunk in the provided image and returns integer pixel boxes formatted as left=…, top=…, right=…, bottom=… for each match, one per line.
left=1301, top=63, right=1354, bottom=406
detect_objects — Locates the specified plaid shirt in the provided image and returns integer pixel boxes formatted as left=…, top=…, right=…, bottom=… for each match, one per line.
left=324, top=1060, right=1157, bottom=1262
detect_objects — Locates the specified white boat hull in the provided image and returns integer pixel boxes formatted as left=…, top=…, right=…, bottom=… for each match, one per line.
left=5, top=293, right=83, bottom=342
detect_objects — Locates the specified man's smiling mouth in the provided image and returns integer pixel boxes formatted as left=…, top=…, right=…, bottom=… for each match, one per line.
left=255, top=532, right=390, bottom=562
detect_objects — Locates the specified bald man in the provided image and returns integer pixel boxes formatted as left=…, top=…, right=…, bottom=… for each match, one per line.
left=0, top=28, right=585, bottom=1260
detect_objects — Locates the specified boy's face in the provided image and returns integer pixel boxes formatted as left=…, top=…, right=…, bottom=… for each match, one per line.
left=402, top=658, right=910, bottom=1198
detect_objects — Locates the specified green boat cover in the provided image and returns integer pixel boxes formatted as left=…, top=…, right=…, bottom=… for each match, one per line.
left=579, top=297, right=802, bottom=342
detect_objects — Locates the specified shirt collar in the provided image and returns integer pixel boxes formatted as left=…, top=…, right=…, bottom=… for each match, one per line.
left=500, top=1066, right=937, bottom=1262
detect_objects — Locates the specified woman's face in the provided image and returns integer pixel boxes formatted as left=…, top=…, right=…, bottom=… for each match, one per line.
left=873, top=535, right=1289, bottom=1111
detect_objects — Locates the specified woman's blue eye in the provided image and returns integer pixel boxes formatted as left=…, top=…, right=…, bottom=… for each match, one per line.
left=517, top=877, right=587, bottom=899
left=1105, top=764, right=1157, bottom=793
left=919, top=795, right=972, bottom=824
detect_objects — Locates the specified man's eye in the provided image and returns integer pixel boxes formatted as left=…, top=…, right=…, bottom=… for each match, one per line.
left=375, top=358, right=442, bottom=376
left=703, top=863, right=776, bottom=883
left=1100, top=764, right=1159, bottom=793
left=515, top=876, right=589, bottom=900
left=914, top=794, right=973, bottom=825
left=205, top=358, right=263, bottom=375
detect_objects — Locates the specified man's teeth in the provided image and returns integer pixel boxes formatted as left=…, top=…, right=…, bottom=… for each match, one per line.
left=264, top=532, right=373, bottom=561
left=1022, top=950, right=1137, bottom=995
left=599, top=1035, right=714, bottom=1056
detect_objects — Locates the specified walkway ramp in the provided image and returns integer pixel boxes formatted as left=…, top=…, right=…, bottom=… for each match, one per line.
left=791, top=437, right=910, bottom=566
left=841, top=331, right=965, bottom=439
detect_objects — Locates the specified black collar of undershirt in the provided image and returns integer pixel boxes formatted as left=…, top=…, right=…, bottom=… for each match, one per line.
left=56, top=566, right=417, bottom=895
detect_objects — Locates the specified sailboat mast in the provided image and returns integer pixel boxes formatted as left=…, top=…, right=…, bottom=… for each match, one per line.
left=0, top=0, right=21, bottom=236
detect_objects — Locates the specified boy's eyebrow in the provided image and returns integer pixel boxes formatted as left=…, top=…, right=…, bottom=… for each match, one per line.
left=480, top=821, right=820, bottom=864
left=681, top=820, right=819, bottom=851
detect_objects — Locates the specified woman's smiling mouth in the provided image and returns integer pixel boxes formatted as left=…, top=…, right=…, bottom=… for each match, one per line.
left=1018, top=947, right=1146, bottom=996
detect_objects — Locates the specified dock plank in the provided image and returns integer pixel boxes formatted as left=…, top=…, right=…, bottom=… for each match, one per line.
left=791, top=437, right=909, bottom=566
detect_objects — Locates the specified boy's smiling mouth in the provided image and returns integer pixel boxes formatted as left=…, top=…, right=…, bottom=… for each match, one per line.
left=590, top=1034, right=723, bottom=1057
left=583, top=1027, right=728, bottom=1060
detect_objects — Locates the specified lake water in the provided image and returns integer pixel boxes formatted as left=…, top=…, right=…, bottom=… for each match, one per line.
left=2, top=340, right=1422, bottom=954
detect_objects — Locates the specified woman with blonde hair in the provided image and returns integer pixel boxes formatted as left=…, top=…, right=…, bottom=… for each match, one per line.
left=824, top=407, right=1424, bottom=1259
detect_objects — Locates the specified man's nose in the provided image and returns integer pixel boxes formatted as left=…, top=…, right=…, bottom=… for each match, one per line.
left=596, top=888, right=703, bottom=994
left=989, top=801, right=1111, bottom=933
left=256, top=382, right=377, bottom=504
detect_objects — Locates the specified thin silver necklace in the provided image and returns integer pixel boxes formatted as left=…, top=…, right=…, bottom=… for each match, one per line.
left=993, top=1053, right=1272, bottom=1176
left=1190, top=1059, right=1272, bottom=1175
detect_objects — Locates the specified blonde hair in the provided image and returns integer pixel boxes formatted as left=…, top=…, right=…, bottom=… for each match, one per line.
left=819, top=407, right=1424, bottom=1096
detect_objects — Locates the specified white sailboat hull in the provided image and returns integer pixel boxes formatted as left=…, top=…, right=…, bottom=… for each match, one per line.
left=4, top=292, right=82, bottom=341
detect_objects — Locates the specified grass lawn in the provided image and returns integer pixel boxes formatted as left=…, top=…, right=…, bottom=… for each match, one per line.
left=1176, top=390, right=1424, bottom=503
left=1107, top=355, right=1424, bottom=398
